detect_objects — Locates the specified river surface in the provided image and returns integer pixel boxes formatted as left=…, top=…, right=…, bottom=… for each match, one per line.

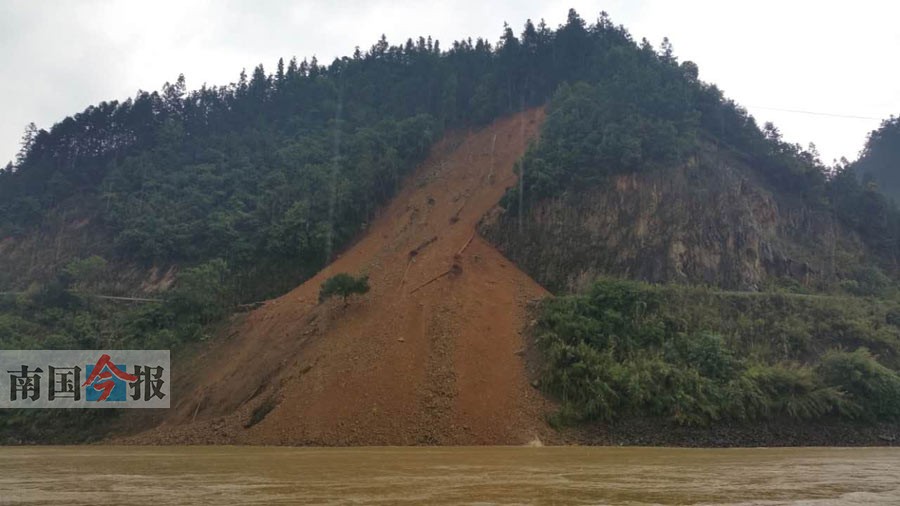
left=0, top=446, right=898, bottom=505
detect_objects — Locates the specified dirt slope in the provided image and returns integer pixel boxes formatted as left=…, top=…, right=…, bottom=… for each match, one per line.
left=125, top=109, right=554, bottom=445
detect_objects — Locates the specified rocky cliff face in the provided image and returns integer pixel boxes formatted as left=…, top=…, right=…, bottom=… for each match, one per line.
left=481, top=147, right=865, bottom=293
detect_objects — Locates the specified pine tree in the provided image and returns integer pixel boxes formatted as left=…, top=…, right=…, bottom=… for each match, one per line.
left=275, top=57, right=285, bottom=86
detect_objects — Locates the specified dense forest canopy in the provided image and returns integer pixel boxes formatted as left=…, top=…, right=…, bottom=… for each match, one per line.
left=0, top=9, right=898, bottom=306
left=853, top=116, right=900, bottom=202
left=5, top=8, right=897, bottom=295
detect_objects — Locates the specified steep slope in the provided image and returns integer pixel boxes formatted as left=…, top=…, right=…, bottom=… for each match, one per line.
left=482, top=144, right=873, bottom=293
left=124, top=109, right=553, bottom=445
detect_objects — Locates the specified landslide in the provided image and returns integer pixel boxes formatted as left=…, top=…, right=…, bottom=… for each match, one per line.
left=123, top=109, right=555, bottom=445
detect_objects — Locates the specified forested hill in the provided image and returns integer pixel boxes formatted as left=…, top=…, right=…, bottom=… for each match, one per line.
left=3, top=8, right=900, bottom=444
left=4, top=8, right=897, bottom=302
left=854, top=116, right=900, bottom=202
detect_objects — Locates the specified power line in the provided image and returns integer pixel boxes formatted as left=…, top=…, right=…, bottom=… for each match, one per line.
left=0, top=291, right=161, bottom=303
left=747, top=105, right=882, bottom=121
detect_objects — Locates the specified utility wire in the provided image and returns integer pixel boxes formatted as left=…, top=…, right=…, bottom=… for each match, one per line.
left=747, top=105, right=882, bottom=121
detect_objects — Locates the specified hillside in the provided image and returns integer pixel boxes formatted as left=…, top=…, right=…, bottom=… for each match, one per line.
left=3, top=9, right=897, bottom=313
left=115, top=109, right=900, bottom=447
left=482, top=143, right=867, bottom=293
left=480, top=81, right=899, bottom=295
left=120, top=109, right=554, bottom=445
left=1, top=9, right=899, bottom=444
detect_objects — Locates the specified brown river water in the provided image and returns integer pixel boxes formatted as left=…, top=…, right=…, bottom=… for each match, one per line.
left=0, top=446, right=898, bottom=505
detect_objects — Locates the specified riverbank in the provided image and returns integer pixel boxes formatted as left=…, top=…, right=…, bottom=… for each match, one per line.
left=563, top=418, right=900, bottom=447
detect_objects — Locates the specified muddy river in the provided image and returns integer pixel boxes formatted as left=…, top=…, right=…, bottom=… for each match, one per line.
left=0, top=446, right=897, bottom=504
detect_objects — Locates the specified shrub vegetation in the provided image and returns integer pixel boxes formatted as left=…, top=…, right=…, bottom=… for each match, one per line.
left=535, top=279, right=900, bottom=425
left=319, top=273, right=370, bottom=304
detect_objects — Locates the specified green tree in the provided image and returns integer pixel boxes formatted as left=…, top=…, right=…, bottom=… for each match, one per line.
left=854, top=116, right=900, bottom=202
left=168, top=259, right=230, bottom=325
left=318, top=273, right=370, bottom=305
left=62, top=256, right=108, bottom=290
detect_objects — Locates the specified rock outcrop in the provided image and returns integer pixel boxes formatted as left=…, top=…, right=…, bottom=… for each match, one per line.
left=481, top=146, right=865, bottom=293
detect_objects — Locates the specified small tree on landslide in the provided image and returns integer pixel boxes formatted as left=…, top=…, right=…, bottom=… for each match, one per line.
left=319, top=273, right=370, bottom=305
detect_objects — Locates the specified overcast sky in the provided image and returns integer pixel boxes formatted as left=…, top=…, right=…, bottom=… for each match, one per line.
left=1, top=0, right=898, bottom=167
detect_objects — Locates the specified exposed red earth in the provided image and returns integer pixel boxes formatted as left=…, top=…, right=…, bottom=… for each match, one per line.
left=121, top=109, right=556, bottom=445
